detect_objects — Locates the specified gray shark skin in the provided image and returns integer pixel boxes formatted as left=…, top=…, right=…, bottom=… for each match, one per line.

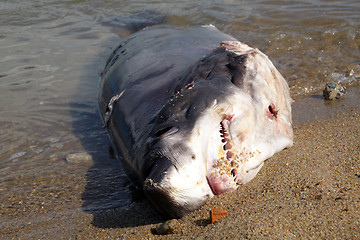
left=98, top=25, right=293, bottom=218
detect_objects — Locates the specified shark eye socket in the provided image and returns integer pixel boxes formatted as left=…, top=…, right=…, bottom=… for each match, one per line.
left=268, top=103, right=278, bottom=118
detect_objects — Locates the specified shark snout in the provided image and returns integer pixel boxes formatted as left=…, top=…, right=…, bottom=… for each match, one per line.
left=143, top=156, right=212, bottom=219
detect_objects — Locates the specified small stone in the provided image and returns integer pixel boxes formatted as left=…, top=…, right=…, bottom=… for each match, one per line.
left=66, top=152, right=92, bottom=164
left=210, top=208, right=228, bottom=223
left=323, top=82, right=346, bottom=100
left=314, top=194, right=322, bottom=200
left=154, top=219, right=180, bottom=235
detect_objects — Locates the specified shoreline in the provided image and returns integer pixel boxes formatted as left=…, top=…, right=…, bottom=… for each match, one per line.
left=1, top=86, right=359, bottom=239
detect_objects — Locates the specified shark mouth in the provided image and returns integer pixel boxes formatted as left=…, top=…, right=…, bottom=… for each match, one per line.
left=206, top=114, right=239, bottom=195
left=220, top=114, right=238, bottom=177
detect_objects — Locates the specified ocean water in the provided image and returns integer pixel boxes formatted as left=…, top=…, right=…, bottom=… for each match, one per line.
left=0, top=0, right=359, bottom=225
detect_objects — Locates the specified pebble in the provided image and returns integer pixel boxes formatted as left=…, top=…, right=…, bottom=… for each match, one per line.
left=153, top=219, right=181, bottom=235
left=66, top=152, right=93, bottom=164
left=323, top=82, right=346, bottom=100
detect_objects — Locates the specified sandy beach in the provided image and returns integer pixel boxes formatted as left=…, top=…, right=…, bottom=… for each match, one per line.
left=1, top=85, right=358, bottom=239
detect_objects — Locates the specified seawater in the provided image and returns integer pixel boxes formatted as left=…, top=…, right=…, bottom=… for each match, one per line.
left=0, top=0, right=359, bottom=219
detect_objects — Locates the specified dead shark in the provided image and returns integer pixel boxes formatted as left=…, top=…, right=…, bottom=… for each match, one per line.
left=98, top=25, right=293, bottom=218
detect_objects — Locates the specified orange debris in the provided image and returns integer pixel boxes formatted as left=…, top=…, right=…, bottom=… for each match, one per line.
left=210, top=208, right=228, bottom=223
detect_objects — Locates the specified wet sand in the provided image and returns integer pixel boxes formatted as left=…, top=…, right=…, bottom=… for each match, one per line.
left=1, top=88, right=359, bottom=239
